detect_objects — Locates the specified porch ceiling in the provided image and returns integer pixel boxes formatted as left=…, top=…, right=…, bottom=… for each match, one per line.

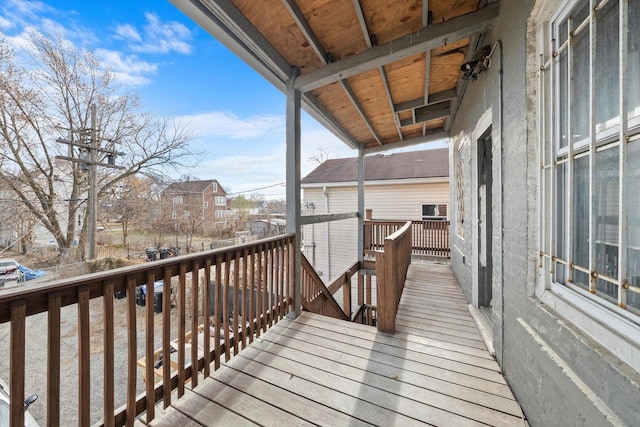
left=171, top=0, right=498, bottom=152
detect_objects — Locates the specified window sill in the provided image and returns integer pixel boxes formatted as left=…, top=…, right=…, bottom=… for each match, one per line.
left=538, top=283, right=640, bottom=373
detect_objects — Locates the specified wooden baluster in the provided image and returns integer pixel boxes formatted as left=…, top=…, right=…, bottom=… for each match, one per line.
left=203, top=258, right=212, bottom=377
left=190, top=262, right=199, bottom=387
left=278, top=243, right=284, bottom=320
left=178, top=263, right=187, bottom=398
left=248, top=246, right=255, bottom=344
left=214, top=256, right=222, bottom=370
left=144, top=273, right=155, bottom=421
left=233, top=250, right=240, bottom=355
left=256, top=246, right=263, bottom=337
left=103, top=281, right=115, bottom=427
left=47, top=292, right=61, bottom=427
left=223, top=255, right=231, bottom=361
left=78, top=286, right=91, bottom=426
left=126, top=276, right=137, bottom=427
left=11, top=300, right=26, bottom=427
left=162, top=268, right=171, bottom=408
left=241, top=248, right=247, bottom=350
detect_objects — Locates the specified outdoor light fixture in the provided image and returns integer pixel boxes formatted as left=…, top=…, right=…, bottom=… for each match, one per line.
left=461, top=45, right=495, bottom=81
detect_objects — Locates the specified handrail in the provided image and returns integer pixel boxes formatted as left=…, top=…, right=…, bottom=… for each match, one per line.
left=0, top=234, right=295, bottom=426
left=300, top=254, right=349, bottom=320
left=375, top=221, right=412, bottom=332
left=364, top=219, right=451, bottom=257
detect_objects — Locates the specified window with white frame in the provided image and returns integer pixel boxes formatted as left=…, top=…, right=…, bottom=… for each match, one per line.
left=212, top=182, right=218, bottom=193
left=215, top=196, right=226, bottom=206
left=421, top=204, right=448, bottom=220
left=204, top=201, right=209, bottom=208
left=171, top=211, right=176, bottom=220
left=215, top=210, right=226, bottom=219
left=539, top=0, right=640, bottom=319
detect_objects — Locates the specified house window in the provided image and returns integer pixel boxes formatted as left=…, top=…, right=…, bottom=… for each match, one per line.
left=204, top=202, right=209, bottom=209
left=171, top=211, right=176, bottom=220
left=537, top=0, right=640, bottom=366
left=212, top=183, right=218, bottom=193
left=215, top=196, right=226, bottom=206
left=421, top=204, right=447, bottom=220
left=215, top=210, right=226, bottom=219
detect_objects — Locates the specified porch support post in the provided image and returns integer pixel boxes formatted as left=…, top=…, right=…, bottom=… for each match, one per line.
left=358, top=147, right=365, bottom=262
left=286, top=67, right=302, bottom=318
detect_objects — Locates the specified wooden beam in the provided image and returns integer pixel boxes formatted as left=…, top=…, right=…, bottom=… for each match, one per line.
left=300, top=212, right=358, bottom=225
left=281, top=0, right=329, bottom=63
left=295, top=3, right=498, bottom=92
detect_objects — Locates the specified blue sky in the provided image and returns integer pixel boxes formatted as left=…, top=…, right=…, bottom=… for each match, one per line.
left=0, top=0, right=443, bottom=199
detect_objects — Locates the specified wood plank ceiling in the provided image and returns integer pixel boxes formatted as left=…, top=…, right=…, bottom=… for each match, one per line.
left=173, top=0, right=498, bottom=151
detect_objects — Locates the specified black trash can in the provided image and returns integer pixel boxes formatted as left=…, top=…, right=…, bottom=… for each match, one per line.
left=145, top=248, right=158, bottom=262
left=114, top=289, right=126, bottom=299
left=154, top=291, right=163, bottom=313
left=159, top=247, right=170, bottom=259
left=136, top=286, right=146, bottom=306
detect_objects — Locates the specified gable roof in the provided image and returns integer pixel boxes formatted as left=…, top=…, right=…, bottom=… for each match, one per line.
left=164, top=179, right=224, bottom=194
left=301, top=148, right=448, bottom=185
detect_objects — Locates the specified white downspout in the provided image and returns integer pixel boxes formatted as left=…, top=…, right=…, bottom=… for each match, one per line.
left=324, top=186, right=330, bottom=280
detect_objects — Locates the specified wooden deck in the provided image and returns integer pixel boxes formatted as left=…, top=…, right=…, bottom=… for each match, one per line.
left=147, top=263, right=526, bottom=426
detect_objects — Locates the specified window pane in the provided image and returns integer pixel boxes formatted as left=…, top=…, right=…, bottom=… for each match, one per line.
left=595, top=145, right=620, bottom=279
left=572, top=26, right=589, bottom=141
left=555, top=162, right=568, bottom=284
left=628, top=141, right=640, bottom=312
left=629, top=0, right=640, bottom=119
left=573, top=156, right=590, bottom=284
left=596, top=0, right=620, bottom=131
left=594, top=145, right=620, bottom=302
left=558, top=50, right=569, bottom=149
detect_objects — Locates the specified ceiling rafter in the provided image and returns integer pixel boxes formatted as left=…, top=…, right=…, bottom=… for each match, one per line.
left=282, top=0, right=383, bottom=145
left=294, top=2, right=498, bottom=93
left=353, top=0, right=404, bottom=142
left=422, top=0, right=432, bottom=137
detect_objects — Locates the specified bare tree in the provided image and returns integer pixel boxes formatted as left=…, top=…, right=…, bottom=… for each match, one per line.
left=101, top=175, right=155, bottom=246
left=308, top=144, right=332, bottom=165
left=0, top=32, right=194, bottom=256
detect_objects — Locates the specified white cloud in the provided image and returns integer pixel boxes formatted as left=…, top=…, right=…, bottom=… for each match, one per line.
left=95, top=48, right=157, bottom=86
left=118, top=12, right=192, bottom=55
left=114, top=24, right=142, bottom=43
left=180, top=111, right=285, bottom=140
left=0, top=16, right=13, bottom=30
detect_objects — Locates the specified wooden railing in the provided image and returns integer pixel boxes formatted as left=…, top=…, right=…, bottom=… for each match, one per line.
left=375, top=221, right=412, bottom=332
left=300, top=255, right=366, bottom=321
left=0, top=234, right=294, bottom=426
left=364, top=220, right=451, bottom=257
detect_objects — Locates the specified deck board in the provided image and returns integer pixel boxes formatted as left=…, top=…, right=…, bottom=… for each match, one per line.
left=152, top=263, right=526, bottom=426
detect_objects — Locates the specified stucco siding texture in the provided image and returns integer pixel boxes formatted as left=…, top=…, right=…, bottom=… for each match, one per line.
left=448, top=0, right=639, bottom=425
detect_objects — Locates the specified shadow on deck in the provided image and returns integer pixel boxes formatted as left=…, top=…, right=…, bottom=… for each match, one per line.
left=146, top=263, right=526, bottom=426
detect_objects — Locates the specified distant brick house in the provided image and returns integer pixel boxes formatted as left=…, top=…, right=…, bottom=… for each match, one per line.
left=161, top=179, right=228, bottom=235
left=301, top=148, right=449, bottom=280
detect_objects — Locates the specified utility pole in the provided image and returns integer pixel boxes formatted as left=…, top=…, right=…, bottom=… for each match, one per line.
left=56, top=104, right=123, bottom=260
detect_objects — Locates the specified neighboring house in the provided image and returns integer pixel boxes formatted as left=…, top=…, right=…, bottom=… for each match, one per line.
left=301, top=148, right=449, bottom=280
left=161, top=180, right=228, bottom=235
